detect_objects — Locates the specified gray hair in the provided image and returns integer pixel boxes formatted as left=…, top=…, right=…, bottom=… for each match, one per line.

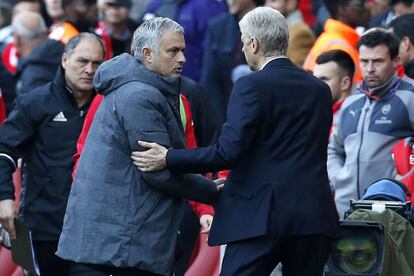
left=239, top=7, right=289, bottom=57
left=12, top=10, right=47, bottom=40
left=65, top=32, right=106, bottom=58
left=132, top=17, right=184, bottom=60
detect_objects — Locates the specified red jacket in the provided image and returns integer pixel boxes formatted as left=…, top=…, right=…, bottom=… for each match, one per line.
left=0, top=91, right=5, bottom=125
left=392, top=137, right=414, bottom=204
left=72, top=93, right=214, bottom=217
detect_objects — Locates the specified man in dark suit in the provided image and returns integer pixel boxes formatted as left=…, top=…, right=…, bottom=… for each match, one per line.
left=133, top=7, right=340, bottom=276
left=200, top=0, right=263, bottom=124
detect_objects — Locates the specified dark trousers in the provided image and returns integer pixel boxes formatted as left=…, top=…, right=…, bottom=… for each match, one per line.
left=220, top=234, right=330, bottom=276
left=32, top=240, right=70, bottom=276
left=174, top=202, right=200, bottom=276
left=69, top=262, right=162, bottom=276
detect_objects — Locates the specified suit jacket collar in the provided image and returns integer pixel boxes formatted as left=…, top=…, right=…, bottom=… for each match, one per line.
left=261, top=57, right=293, bottom=70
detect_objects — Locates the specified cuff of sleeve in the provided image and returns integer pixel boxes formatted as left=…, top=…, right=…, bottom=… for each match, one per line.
left=0, top=193, right=15, bottom=201
left=197, top=204, right=215, bottom=217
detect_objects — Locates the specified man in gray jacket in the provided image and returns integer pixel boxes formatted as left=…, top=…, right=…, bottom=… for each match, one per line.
left=328, top=29, right=414, bottom=218
left=56, top=17, right=219, bottom=275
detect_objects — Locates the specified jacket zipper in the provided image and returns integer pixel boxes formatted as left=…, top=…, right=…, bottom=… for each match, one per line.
left=356, top=105, right=370, bottom=199
left=357, top=106, right=369, bottom=199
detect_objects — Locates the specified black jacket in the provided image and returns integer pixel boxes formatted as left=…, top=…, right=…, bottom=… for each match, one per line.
left=405, top=59, right=414, bottom=79
left=0, top=66, right=92, bottom=241
left=16, top=38, right=64, bottom=96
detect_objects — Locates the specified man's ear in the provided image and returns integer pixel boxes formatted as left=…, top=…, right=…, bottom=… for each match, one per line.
left=252, top=37, right=259, bottom=54
left=61, top=53, right=68, bottom=69
left=402, top=36, right=411, bottom=52
left=142, top=47, right=153, bottom=64
left=340, top=75, right=352, bottom=92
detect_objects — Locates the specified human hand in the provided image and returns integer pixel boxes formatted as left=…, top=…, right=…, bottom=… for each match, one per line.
left=131, top=141, right=168, bottom=172
left=200, top=214, right=213, bottom=234
left=214, top=178, right=226, bottom=191
left=0, top=199, right=17, bottom=239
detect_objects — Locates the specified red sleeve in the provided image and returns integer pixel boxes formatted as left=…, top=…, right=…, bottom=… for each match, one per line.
left=0, top=93, right=6, bottom=125
left=397, top=64, right=406, bottom=78
left=392, top=138, right=414, bottom=204
left=181, top=94, right=215, bottom=217
left=72, top=94, right=104, bottom=180
left=189, top=200, right=215, bottom=218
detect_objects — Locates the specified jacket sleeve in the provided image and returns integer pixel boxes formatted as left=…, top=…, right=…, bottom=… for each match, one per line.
left=327, top=106, right=346, bottom=187
left=166, top=76, right=261, bottom=173
left=0, top=99, right=36, bottom=200
left=189, top=200, right=214, bottom=218
left=142, top=171, right=219, bottom=205
left=114, top=85, right=219, bottom=204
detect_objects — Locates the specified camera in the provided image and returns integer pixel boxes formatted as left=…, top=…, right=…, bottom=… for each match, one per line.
left=325, top=178, right=414, bottom=275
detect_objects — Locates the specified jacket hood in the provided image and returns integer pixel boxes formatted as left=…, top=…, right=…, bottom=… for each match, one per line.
left=17, top=39, right=64, bottom=71
left=94, top=53, right=181, bottom=97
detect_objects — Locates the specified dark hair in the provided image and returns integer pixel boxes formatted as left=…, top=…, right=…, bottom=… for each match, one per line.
left=388, top=13, right=414, bottom=45
left=0, top=2, right=11, bottom=28
left=316, top=49, right=355, bottom=78
left=65, top=32, right=106, bottom=58
left=357, top=29, right=401, bottom=59
left=62, top=0, right=96, bottom=8
left=255, top=0, right=265, bottom=6
left=324, top=0, right=352, bottom=18
left=390, top=0, right=413, bottom=6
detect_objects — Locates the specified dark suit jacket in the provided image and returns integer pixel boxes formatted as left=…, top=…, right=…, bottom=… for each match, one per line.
left=167, top=58, right=341, bottom=245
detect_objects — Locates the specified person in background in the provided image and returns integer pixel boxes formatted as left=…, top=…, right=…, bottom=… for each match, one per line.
left=313, top=49, right=355, bottom=133
left=388, top=13, right=414, bottom=79
left=200, top=0, right=262, bottom=125
left=12, top=11, right=64, bottom=96
left=304, top=0, right=370, bottom=82
left=266, top=0, right=315, bottom=67
left=328, top=29, right=414, bottom=218
left=95, top=0, right=138, bottom=60
left=0, top=0, right=42, bottom=115
left=48, top=0, right=98, bottom=44
left=370, top=0, right=414, bottom=27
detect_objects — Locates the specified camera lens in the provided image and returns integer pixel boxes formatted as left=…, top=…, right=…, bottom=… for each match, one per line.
left=331, top=228, right=380, bottom=273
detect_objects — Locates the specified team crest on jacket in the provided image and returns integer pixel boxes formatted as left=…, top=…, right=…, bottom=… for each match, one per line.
left=382, top=104, right=391, bottom=115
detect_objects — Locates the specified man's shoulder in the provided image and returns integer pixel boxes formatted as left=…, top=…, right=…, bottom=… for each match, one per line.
left=398, top=77, right=414, bottom=93
left=17, top=82, right=53, bottom=105
left=110, top=81, right=165, bottom=105
left=343, top=92, right=365, bottom=105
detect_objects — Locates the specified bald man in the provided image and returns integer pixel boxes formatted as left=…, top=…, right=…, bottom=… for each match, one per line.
left=12, top=10, right=64, bottom=95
